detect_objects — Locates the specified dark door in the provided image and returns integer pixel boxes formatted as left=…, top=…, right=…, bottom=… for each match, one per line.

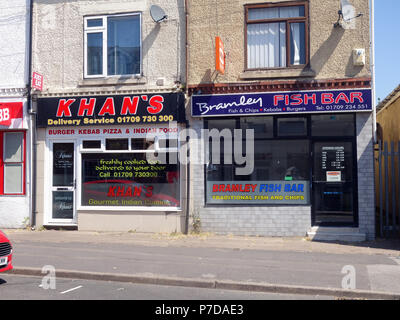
left=51, top=142, right=75, bottom=222
left=312, top=141, right=357, bottom=226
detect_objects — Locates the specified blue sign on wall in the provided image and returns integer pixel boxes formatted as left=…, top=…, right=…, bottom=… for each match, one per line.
left=192, top=88, right=372, bottom=117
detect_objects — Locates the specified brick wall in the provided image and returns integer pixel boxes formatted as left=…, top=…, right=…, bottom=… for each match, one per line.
left=356, top=113, right=376, bottom=240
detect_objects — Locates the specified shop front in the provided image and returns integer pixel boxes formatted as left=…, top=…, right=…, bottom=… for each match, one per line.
left=36, top=92, right=186, bottom=232
left=0, top=99, right=30, bottom=228
left=190, top=87, right=375, bottom=238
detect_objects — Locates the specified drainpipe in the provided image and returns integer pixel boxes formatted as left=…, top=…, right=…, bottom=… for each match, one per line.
left=370, top=0, right=377, bottom=240
left=185, top=0, right=189, bottom=93
left=370, top=0, right=376, bottom=143
left=184, top=120, right=190, bottom=235
left=184, top=0, right=190, bottom=235
left=27, top=0, right=36, bottom=228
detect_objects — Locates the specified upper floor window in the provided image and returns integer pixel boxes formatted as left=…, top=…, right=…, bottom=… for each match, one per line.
left=84, top=13, right=141, bottom=78
left=245, top=2, right=308, bottom=70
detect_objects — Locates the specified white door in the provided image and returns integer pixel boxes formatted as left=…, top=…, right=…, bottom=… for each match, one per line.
left=48, top=141, right=77, bottom=225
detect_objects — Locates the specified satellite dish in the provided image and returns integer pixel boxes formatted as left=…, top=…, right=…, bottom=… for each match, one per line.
left=150, top=5, right=167, bottom=23
left=334, top=0, right=363, bottom=28
left=341, top=0, right=355, bottom=21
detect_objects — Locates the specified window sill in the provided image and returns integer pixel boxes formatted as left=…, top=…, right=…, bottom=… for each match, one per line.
left=77, top=206, right=182, bottom=212
left=78, top=76, right=147, bottom=87
left=240, top=68, right=316, bottom=80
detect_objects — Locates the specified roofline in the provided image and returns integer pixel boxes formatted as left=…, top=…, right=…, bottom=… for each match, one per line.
left=376, top=84, right=400, bottom=113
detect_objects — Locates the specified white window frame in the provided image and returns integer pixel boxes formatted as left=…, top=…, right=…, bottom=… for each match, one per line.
left=80, top=138, right=104, bottom=152
left=45, top=126, right=182, bottom=212
left=83, top=12, right=142, bottom=78
left=78, top=136, right=182, bottom=211
left=44, top=140, right=78, bottom=226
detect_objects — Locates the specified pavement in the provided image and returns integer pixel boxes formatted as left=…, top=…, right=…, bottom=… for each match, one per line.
left=3, top=229, right=400, bottom=299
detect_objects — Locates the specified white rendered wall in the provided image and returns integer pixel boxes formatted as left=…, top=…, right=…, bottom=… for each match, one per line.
left=0, top=0, right=29, bottom=89
left=0, top=97, right=31, bottom=229
left=32, top=0, right=186, bottom=95
left=0, top=0, right=30, bottom=228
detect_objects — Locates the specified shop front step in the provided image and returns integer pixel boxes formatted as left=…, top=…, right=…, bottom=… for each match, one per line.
left=307, top=227, right=366, bottom=242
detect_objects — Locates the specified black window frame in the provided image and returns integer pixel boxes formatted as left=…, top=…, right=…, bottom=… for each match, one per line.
left=203, top=113, right=358, bottom=215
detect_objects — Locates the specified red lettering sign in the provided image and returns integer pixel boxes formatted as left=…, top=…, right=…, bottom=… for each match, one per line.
left=98, top=98, right=116, bottom=116
left=121, top=96, right=140, bottom=115
left=321, top=93, right=334, bottom=104
left=147, top=95, right=164, bottom=114
left=335, top=92, right=350, bottom=104
left=56, top=99, right=75, bottom=117
left=350, top=92, right=364, bottom=103
left=0, top=102, right=23, bottom=127
left=78, top=98, right=96, bottom=116
left=32, top=72, right=43, bottom=91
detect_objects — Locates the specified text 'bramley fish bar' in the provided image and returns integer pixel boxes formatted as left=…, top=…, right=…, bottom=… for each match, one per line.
left=192, top=88, right=372, bottom=116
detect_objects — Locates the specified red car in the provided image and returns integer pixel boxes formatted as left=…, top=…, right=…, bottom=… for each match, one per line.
left=0, top=230, right=13, bottom=273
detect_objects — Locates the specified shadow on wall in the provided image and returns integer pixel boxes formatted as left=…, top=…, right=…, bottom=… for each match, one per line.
left=199, top=69, right=219, bottom=85
left=345, top=54, right=364, bottom=78
left=142, top=22, right=161, bottom=59
left=301, top=26, right=345, bottom=77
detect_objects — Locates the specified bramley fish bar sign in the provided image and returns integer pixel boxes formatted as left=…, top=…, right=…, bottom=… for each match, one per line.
left=191, top=88, right=372, bottom=117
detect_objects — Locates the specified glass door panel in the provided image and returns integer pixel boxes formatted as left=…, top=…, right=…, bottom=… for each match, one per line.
left=312, top=141, right=356, bottom=225
left=51, top=142, right=76, bottom=222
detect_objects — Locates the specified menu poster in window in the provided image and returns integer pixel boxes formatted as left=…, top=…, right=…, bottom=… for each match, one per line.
left=320, top=146, right=345, bottom=176
left=81, top=153, right=180, bottom=207
left=52, top=191, right=73, bottom=219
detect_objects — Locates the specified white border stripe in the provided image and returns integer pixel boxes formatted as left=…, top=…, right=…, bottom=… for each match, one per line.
left=60, top=285, right=83, bottom=294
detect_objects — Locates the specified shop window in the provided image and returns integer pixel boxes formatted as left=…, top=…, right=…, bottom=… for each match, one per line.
left=205, top=118, right=310, bottom=205
left=81, top=152, right=180, bottom=208
left=311, top=114, right=355, bottom=137
left=106, top=138, right=129, bottom=150
left=277, top=117, right=307, bottom=136
left=0, top=131, right=25, bottom=195
left=82, top=140, right=101, bottom=149
left=207, top=140, right=309, bottom=182
left=131, top=138, right=155, bottom=151
left=240, top=117, right=273, bottom=139
left=207, top=119, right=236, bottom=132
left=84, top=13, right=141, bottom=78
left=158, top=138, right=178, bottom=150
left=245, top=2, right=308, bottom=69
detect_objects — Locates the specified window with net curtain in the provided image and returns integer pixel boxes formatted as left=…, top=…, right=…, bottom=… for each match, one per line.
left=246, top=4, right=307, bottom=69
